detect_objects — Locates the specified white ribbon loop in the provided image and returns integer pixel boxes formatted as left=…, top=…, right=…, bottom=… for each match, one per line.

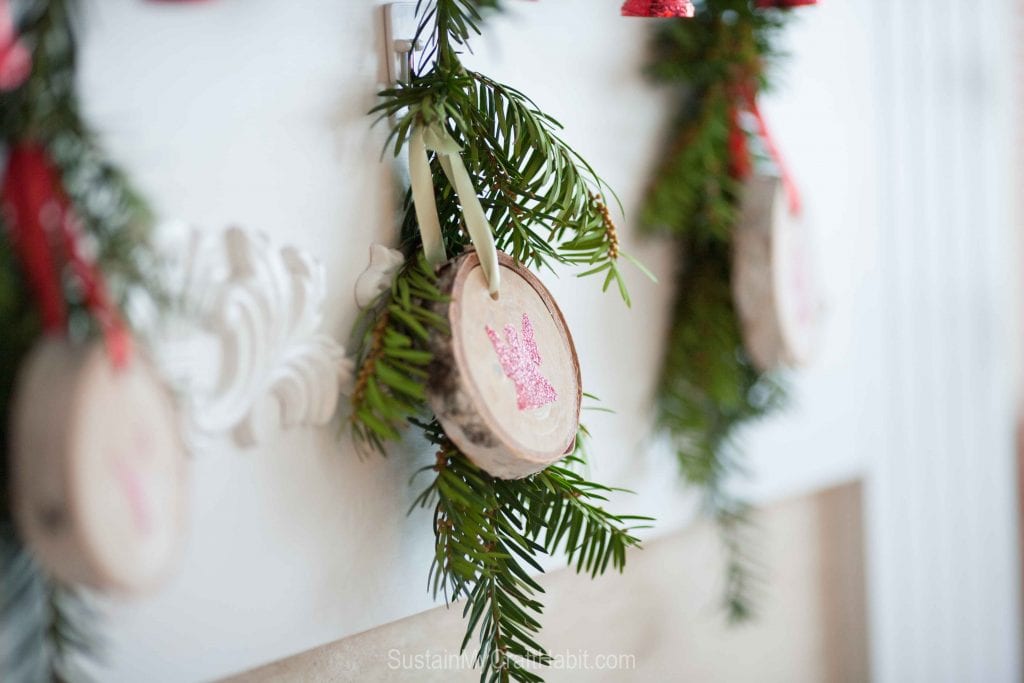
left=408, top=126, right=447, bottom=268
left=409, top=123, right=501, bottom=298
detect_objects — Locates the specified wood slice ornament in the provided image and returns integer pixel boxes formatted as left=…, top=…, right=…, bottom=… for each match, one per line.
left=732, top=174, right=819, bottom=372
left=10, top=338, right=186, bottom=593
left=427, top=251, right=581, bottom=480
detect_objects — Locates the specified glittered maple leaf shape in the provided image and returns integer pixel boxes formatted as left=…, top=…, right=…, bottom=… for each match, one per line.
left=486, top=313, right=558, bottom=411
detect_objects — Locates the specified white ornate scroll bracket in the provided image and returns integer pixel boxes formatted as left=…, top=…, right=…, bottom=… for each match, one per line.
left=153, top=223, right=351, bottom=449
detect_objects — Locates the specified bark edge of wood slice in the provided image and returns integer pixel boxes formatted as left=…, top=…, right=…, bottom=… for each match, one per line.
left=427, top=251, right=582, bottom=480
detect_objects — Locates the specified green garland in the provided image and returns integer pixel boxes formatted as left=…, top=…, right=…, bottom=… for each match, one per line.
left=639, top=0, right=795, bottom=620
left=350, top=2, right=650, bottom=681
left=0, top=2, right=807, bottom=679
left=0, top=1, right=159, bottom=679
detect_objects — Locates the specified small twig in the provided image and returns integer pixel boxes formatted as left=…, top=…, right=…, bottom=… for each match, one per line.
left=590, top=193, right=619, bottom=259
left=350, top=310, right=391, bottom=411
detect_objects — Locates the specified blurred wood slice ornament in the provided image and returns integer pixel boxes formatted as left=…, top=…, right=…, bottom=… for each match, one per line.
left=427, top=251, right=581, bottom=480
left=10, top=338, right=186, bottom=593
left=732, top=174, right=818, bottom=372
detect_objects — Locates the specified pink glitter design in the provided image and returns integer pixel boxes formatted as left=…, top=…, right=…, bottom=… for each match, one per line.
left=486, top=313, right=558, bottom=411
left=115, top=460, right=152, bottom=535
left=113, top=427, right=154, bottom=535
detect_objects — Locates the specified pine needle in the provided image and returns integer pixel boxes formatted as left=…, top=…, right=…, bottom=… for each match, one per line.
left=414, top=421, right=651, bottom=683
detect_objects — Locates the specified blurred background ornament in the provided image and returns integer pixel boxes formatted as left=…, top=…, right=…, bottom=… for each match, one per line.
left=621, top=0, right=695, bottom=18
left=636, top=0, right=814, bottom=621
left=727, top=86, right=818, bottom=371
left=11, top=339, right=186, bottom=593
left=350, top=3, right=648, bottom=676
left=2, top=143, right=185, bottom=595
left=1, top=1, right=173, bottom=673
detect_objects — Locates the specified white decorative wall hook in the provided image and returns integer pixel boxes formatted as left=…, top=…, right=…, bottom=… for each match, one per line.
left=383, top=2, right=425, bottom=85
left=155, top=225, right=350, bottom=448
left=354, top=244, right=405, bottom=309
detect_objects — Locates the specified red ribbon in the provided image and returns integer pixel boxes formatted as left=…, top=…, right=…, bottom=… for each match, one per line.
left=731, top=0, right=813, bottom=214
left=728, top=101, right=753, bottom=181
left=621, top=0, right=695, bottom=18
left=3, top=146, right=68, bottom=331
left=729, top=83, right=802, bottom=216
left=744, top=86, right=802, bottom=215
left=2, top=145, right=132, bottom=366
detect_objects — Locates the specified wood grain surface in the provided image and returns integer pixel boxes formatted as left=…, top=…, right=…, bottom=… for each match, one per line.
left=427, top=251, right=581, bottom=479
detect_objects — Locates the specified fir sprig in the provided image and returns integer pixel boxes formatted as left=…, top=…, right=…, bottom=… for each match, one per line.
left=349, top=252, right=447, bottom=451
left=639, top=2, right=795, bottom=619
left=353, top=0, right=642, bottom=448
left=412, top=421, right=650, bottom=683
left=657, top=245, right=784, bottom=619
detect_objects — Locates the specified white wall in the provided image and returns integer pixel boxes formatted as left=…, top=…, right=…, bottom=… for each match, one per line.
left=862, top=1, right=1022, bottom=680
left=73, top=1, right=1020, bottom=681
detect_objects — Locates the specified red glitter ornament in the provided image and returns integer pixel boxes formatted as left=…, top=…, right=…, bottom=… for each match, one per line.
left=756, top=0, right=818, bottom=8
left=621, top=0, right=695, bottom=18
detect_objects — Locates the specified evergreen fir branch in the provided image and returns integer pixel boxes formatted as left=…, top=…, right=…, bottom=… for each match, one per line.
left=714, top=495, right=760, bottom=623
left=355, top=6, right=653, bottom=681
left=1, top=1, right=161, bottom=676
left=655, top=240, right=785, bottom=619
left=639, top=82, right=739, bottom=240
left=646, top=1, right=785, bottom=91
left=413, top=420, right=649, bottom=683
left=371, top=0, right=638, bottom=302
left=640, top=3, right=791, bottom=243
left=349, top=253, right=447, bottom=452
left=353, top=0, right=647, bottom=446
left=0, top=529, right=50, bottom=683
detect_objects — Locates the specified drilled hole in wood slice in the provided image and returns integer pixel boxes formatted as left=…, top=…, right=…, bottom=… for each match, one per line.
left=11, top=339, right=187, bottom=594
left=428, top=252, right=581, bottom=480
left=732, top=175, right=818, bottom=372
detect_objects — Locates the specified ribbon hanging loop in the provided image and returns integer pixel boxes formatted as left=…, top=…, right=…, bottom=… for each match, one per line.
left=741, top=86, right=802, bottom=216
left=408, top=122, right=501, bottom=298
